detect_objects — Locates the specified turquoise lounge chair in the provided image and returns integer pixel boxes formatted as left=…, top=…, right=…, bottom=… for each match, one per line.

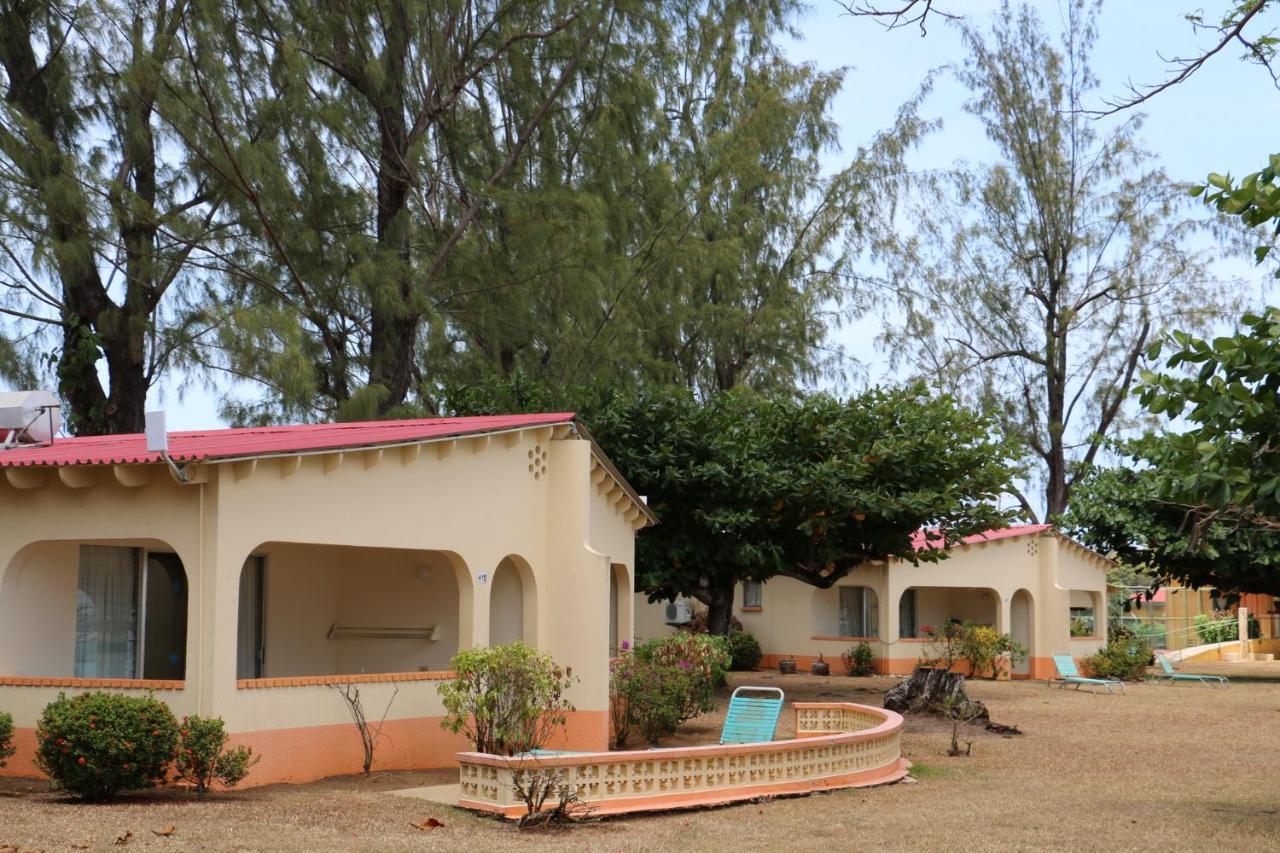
left=720, top=686, right=785, bottom=744
left=1152, top=653, right=1228, bottom=688
left=1051, top=653, right=1124, bottom=694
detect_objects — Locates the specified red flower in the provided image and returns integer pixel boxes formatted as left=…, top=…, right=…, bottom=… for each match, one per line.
left=78, top=757, right=86, bottom=765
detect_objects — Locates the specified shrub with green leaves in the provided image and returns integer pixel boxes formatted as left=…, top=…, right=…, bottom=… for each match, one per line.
left=1195, top=611, right=1259, bottom=644
left=0, top=710, right=14, bottom=768
left=726, top=630, right=762, bottom=671
left=175, top=716, right=256, bottom=794
left=1082, top=636, right=1153, bottom=681
left=842, top=642, right=875, bottom=676
left=610, top=653, right=687, bottom=746
left=35, top=692, right=179, bottom=799
left=920, top=621, right=1025, bottom=678
left=438, top=642, right=576, bottom=756
left=633, top=634, right=730, bottom=721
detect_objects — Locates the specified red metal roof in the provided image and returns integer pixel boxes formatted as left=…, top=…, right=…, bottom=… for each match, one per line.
left=911, top=523, right=1053, bottom=551
left=0, top=413, right=575, bottom=468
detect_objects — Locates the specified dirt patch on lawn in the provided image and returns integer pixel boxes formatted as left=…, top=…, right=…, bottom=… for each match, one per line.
left=2, top=672, right=1278, bottom=851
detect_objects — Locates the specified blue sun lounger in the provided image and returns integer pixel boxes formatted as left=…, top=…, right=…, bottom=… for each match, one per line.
left=1051, top=653, right=1124, bottom=694
left=1152, top=652, right=1228, bottom=687
left=720, top=686, right=785, bottom=744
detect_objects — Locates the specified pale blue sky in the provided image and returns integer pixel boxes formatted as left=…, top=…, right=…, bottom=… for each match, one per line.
left=152, top=1, right=1280, bottom=429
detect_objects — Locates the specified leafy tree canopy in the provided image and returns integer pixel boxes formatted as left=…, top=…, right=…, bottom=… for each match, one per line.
left=1065, top=308, right=1280, bottom=598
left=450, top=378, right=1022, bottom=632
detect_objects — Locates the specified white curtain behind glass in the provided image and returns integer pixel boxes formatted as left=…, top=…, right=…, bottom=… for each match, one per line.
left=75, top=545, right=138, bottom=678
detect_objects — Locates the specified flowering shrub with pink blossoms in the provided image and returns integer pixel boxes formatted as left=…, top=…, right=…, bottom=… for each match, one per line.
left=609, top=634, right=730, bottom=747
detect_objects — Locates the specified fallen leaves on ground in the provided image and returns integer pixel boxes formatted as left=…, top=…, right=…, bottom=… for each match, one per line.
left=152, top=826, right=176, bottom=837
left=409, top=818, right=444, bottom=830
left=114, top=830, right=132, bottom=846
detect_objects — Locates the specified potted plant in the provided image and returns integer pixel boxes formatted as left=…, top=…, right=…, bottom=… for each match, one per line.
left=778, top=656, right=797, bottom=674
left=811, top=653, right=830, bottom=676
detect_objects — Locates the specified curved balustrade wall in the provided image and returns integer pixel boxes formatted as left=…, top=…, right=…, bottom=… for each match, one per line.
left=457, top=701, right=909, bottom=818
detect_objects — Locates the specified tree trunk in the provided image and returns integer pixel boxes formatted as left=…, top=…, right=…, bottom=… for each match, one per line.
left=883, top=667, right=989, bottom=722
left=705, top=578, right=736, bottom=636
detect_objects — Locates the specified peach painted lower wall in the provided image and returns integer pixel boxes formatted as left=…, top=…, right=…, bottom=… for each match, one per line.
left=757, top=653, right=1064, bottom=681
left=2, top=711, right=610, bottom=788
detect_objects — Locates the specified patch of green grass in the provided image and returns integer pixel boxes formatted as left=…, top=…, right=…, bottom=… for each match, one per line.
left=908, top=762, right=955, bottom=780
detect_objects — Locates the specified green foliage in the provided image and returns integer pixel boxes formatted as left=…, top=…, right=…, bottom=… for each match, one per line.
left=918, top=622, right=966, bottom=671
left=1082, top=637, right=1153, bottom=681
left=0, top=2, right=227, bottom=434
left=175, top=716, right=257, bottom=794
left=920, top=622, right=1025, bottom=678
left=34, top=692, right=179, bottom=800
left=1196, top=155, right=1280, bottom=276
left=0, top=710, right=13, bottom=768
left=164, top=0, right=924, bottom=422
left=842, top=641, right=876, bottom=677
left=438, top=643, right=576, bottom=756
left=1194, top=611, right=1260, bottom=643
left=725, top=631, right=763, bottom=672
left=632, top=634, right=731, bottom=721
left=609, top=653, right=687, bottom=747
left=1067, top=308, right=1280, bottom=598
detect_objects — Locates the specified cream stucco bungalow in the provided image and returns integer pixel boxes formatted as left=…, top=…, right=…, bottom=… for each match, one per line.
left=636, top=525, right=1110, bottom=680
left=0, top=413, right=653, bottom=785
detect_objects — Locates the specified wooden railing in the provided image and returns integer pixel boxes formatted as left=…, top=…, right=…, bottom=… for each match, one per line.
left=456, top=701, right=908, bottom=818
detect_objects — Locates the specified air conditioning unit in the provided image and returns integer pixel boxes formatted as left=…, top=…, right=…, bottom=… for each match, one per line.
left=664, top=599, right=692, bottom=625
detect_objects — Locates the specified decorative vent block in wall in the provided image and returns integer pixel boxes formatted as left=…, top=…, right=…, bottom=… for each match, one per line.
left=527, top=444, right=548, bottom=480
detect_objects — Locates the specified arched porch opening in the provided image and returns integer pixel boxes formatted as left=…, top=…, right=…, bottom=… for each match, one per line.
left=896, top=586, right=999, bottom=638
left=489, top=555, right=537, bottom=646
left=609, top=563, right=633, bottom=655
left=234, top=542, right=471, bottom=679
left=1011, top=588, right=1034, bottom=676
left=0, top=539, right=190, bottom=680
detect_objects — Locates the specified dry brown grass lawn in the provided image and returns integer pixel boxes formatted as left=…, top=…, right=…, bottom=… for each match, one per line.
left=2, top=670, right=1278, bottom=852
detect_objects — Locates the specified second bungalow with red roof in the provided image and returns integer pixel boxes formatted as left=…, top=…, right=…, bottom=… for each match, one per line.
left=636, top=524, right=1111, bottom=680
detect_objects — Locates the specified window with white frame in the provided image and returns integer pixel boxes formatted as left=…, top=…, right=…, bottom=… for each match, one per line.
left=742, top=580, right=763, bottom=609
left=838, top=586, right=879, bottom=637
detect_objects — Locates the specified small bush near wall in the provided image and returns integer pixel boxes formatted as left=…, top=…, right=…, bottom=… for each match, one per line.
left=726, top=630, right=763, bottom=671
left=1082, top=636, right=1153, bottom=681
left=610, top=653, right=687, bottom=746
left=920, top=622, right=1025, bottom=678
left=0, top=710, right=14, bottom=768
left=439, top=643, right=576, bottom=756
left=634, top=634, right=731, bottom=721
left=175, top=716, right=257, bottom=794
left=1195, top=611, right=1260, bottom=643
left=843, top=642, right=875, bottom=676
left=35, top=692, right=179, bottom=800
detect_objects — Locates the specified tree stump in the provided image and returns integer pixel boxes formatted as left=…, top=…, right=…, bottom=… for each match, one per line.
left=883, top=667, right=989, bottom=723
